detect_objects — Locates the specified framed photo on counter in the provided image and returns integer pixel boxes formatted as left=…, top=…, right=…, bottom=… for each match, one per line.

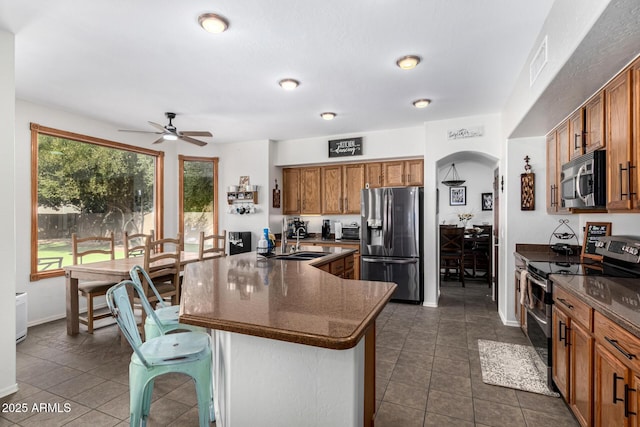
left=449, top=186, right=466, bottom=206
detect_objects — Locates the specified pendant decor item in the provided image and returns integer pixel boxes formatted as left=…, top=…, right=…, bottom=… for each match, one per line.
left=520, top=155, right=535, bottom=210
left=272, top=179, right=281, bottom=208
left=441, top=163, right=465, bottom=187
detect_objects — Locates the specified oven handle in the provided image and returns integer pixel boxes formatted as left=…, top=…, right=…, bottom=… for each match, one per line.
left=526, top=307, right=548, bottom=327
left=526, top=271, right=548, bottom=292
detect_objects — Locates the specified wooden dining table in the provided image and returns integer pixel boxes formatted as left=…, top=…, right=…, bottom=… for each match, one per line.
left=64, top=252, right=201, bottom=335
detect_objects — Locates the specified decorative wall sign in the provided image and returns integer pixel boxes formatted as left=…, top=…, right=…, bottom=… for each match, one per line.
left=481, top=193, right=493, bottom=211
left=449, top=186, right=466, bottom=206
left=328, top=137, right=363, bottom=158
left=520, top=156, right=534, bottom=211
left=581, top=222, right=611, bottom=261
left=447, top=126, right=484, bottom=140
left=272, top=179, right=281, bottom=208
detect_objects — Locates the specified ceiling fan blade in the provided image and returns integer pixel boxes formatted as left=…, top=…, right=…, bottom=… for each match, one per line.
left=179, top=131, right=213, bottom=137
left=179, top=135, right=208, bottom=146
left=148, top=121, right=168, bottom=133
left=118, top=129, right=162, bottom=134
left=151, top=137, right=165, bottom=145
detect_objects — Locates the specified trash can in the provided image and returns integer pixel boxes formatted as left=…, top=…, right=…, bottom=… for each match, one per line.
left=229, top=231, right=252, bottom=255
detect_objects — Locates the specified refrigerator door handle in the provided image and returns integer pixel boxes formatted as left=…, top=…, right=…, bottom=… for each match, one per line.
left=361, top=257, right=417, bottom=264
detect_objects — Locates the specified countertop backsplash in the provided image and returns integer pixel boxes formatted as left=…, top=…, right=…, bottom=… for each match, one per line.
left=295, top=215, right=360, bottom=234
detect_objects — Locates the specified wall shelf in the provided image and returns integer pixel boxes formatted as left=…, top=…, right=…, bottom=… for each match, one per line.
left=227, top=191, right=258, bottom=205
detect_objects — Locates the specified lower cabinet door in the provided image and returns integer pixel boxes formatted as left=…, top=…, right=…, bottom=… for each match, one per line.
left=552, top=306, right=570, bottom=398
left=595, top=343, right=630, bottom=427
left=570, top=320, right=593, bottom=427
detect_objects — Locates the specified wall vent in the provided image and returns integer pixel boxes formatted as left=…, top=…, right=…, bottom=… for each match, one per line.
left=529, top=36, right=548, bottom=87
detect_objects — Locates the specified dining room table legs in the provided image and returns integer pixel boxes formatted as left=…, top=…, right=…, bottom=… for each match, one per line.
left=65, top=272, right=80, bottom=335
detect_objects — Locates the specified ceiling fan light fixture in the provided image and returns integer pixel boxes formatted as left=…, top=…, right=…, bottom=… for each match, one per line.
left=320, top=112, right=336, bottom=120
left=412, top=99, right=431, bottom=108
left=441, top=163, right=466, bottom=187
left=279, top=78, right=300, bottom=90
left=163, top=134, right=178, bottom=141
left=198, top=13, right=229, bottom=34
left=396, top=55, right=421, bottom=70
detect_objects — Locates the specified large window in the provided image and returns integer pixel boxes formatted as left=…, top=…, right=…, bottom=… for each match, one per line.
left=179, top=156, right=219, bottom=253
left=30, top=123, right=164, bottom=281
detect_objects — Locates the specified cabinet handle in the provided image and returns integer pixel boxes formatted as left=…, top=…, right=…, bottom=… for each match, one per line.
left=605, top=336, right=637, bottom=360
left=619, top=162, right=637, bottom=199
left=574, top=132, right=585, bottom=151
left=557, top=297, right=574, bottom=310
left=407, top=174, right=411, bottom=183
left=614, top=373, right=624, bottom=405
left=550, top=185, right=557, bottom=207
left=625, top=384, right=637, bottom=418
left=345, top=197, right=348, bottom=211
left=558, top=320, right=566, bottom=344
left=339, top=198, right=342, bottom=211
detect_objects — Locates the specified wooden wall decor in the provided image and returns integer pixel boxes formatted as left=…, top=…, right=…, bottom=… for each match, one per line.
left=521, top=155, right=535, bottom=210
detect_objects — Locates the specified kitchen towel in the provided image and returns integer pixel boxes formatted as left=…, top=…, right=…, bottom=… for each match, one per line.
left=519, top=269, right=529, bottom=307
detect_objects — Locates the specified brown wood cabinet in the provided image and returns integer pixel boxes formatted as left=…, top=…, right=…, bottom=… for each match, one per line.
left=343, top=164, right=365, bottom=214
left=321, top=165, right=343, bottom=214
left=282, top=168, right=301, bottom=214
left=553, top=286, right=594, bottom=427
left=365, top=163, right=383, bottom=188
left=585, top=91, right=606, bottom=154
left=569, top=109, right=585, bottom=161
left=283, top=167, right=322, bottom=215
left=546, top=123, right=570, bottom=214
left=605, top=69, right=635, bottom=211
left=314, top=253, right=354, bottom=279
left=284, top=159, right=421, bottom=216
left=595, top=342, right=631, bottom=427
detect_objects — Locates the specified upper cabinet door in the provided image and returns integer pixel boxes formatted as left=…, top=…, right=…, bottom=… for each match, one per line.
left=405, top=159, right=424, bottom=186
left=300, top=167, right=322, bottom=214
left=568, top=109, right=585, bottom=161
left=343, top=164, right=365, bottom=214
left=282, top=168, right=301, bottom=214
left=365, top=163, right=383, bottom=188
left=546, top=131, right=559, bottom=214
left=383, top=161, right=405, bottom=187
left=584, top=91, right=605, bottom=154
left=605, top=69, right=634, bottom=211
left=556, top=121, right=571, bottom=214
left=321, top=165, right=343, bottom=214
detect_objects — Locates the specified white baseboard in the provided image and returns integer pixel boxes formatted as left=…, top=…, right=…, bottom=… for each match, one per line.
left=27, top=302, right=110, bottom=328
left=0, top=383, right=19, bottom=399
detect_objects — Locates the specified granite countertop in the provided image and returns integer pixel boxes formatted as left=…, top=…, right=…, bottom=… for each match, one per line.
left=551, top=274, right=640, bottom=337
left=514, top=243, right=582, bottom=263
left=179, top=245, right=396, bottom=350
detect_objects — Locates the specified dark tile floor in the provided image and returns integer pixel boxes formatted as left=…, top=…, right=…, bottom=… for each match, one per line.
left=1, top=280, right=578, bottom=426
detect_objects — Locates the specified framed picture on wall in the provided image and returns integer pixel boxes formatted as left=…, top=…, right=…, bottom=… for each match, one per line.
left=481, top=193, right=493, bottom=211
left=449, top=186, right=466, bottom=206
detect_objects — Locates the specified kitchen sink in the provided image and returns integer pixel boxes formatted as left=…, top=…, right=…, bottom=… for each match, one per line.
left=273, top=251, right=331, bottom=261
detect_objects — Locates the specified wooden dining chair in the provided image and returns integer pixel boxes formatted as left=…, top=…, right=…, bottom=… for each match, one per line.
left=71, top=231, right=116, bottom=333
left=124, top=230, right=155, bottom=258
left=198, top=230, right=226, bottom=260
left=439, top=225, right=465, bottom=287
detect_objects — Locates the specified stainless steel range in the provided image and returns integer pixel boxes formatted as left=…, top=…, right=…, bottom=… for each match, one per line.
left=524, top=236, right=640, bottom=389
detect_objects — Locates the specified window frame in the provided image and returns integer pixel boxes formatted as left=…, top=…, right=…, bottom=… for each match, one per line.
left=178, top=155, right=219, bottom=246
left=30, top=122, right=165, bottom=281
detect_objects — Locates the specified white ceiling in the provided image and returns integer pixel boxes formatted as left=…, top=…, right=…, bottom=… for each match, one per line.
left=0, top=0, right=554, bottom=144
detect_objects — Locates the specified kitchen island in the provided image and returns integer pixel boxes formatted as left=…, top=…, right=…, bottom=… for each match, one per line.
left=179, top=246, right=396, bottom=427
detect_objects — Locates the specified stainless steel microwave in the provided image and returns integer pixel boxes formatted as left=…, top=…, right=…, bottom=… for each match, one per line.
left=560, top=150, right=606, bottom=209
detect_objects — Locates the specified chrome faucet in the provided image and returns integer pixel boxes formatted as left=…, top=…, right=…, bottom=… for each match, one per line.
left=294, top=227, right=305, bottom=252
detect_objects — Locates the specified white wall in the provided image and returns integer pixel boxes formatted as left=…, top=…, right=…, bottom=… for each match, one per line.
left=424, top=114, right=502, bottom=307
left=0, top=30, right=17, bottom=398
left=274, top=126, right=425, bottom=166
left=437, top=161, right=494, bottom=227
left=502, top=0, right=612, bottom=137
left=218, top=139, right=271, bottom=250
left=15, top=100, right=223, bottom=325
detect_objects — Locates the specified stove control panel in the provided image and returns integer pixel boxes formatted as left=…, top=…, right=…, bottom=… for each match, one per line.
left=596, top=236, right=640, bottom=264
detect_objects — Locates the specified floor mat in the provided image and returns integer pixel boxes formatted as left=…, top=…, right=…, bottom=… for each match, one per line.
left=478, top=339, right=559, bottom=397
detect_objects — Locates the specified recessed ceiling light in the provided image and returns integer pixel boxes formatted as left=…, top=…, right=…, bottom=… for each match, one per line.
left=279, top=79, right=300, bottom=90
left=198, top=13, right=229, bottom=34
left=396, top=55, right=421, bottom=70
left=412, top=99, right=431, bottom=108
left=320, top=112, right=336, bottom=120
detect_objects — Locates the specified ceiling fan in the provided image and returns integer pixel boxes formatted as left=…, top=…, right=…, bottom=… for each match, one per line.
left=119, top=112, right=212, bottom=146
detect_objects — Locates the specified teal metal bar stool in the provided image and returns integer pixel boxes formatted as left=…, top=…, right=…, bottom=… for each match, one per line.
left=129, top=265, right=205, bottom=340
left=106, top=280, right=214, bottom=427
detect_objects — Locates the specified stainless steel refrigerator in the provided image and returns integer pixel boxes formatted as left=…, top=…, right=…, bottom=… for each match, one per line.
left=360, top=186, right=423, bottom=303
